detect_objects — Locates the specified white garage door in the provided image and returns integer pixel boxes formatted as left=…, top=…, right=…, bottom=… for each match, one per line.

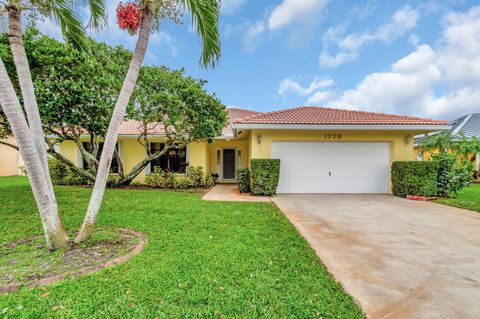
left=271, top=142, right=390, bottom=194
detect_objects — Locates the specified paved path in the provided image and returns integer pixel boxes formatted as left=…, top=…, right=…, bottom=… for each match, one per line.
left=273, top=194, right=480, bottom=319
left=202, top=184, right=271, bottom=202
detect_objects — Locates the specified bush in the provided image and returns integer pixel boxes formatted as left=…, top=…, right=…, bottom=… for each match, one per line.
left=204, top=174, right=217, bottom=188
left=391, top=161, right=438, bottom=198
left=432, top=153, right=473, bottom=197
left=250, top=159, right=280, bottom=196
left=236, top=168, right=250, bottom=193
left=145, top=166, right=216, bottom=190
left=49, top=158, right=89, bottom=186
left=187, top=166, right=204, bottom=190
left=392, top=155, right=473, bottom=198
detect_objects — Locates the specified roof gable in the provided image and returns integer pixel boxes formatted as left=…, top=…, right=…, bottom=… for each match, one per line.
left=449, top=113, right=480, bottom=139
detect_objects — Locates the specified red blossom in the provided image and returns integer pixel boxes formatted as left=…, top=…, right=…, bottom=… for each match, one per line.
left=116, top=2, right=142, bottom=35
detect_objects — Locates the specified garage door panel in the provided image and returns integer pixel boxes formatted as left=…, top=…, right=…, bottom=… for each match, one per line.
left=272, top=141, right=390, bottom=194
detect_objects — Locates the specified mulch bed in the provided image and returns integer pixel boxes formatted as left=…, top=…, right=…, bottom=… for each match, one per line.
left=0, top=228, right=146, bottom=294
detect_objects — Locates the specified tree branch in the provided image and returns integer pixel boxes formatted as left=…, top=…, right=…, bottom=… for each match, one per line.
left=117, top=143, right=180, bottom=186
left=45, top=138, right=96, bottom=181
left=0, top=139, right=18, bottom=150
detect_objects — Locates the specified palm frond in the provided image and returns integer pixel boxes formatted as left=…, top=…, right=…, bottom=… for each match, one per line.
left=78, top=0, right=107, bottom=31
left=183, top=0, right=221, bottom=68
left=48, top=0, right=88, bottom=51
left=420, top=131, right=453, bottom=153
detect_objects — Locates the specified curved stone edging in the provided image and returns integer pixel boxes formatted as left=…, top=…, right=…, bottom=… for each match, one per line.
left=0, top=228, right=147, bottom=294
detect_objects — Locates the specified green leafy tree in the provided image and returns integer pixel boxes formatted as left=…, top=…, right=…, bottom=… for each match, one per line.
left=0, top=30, right=226, bottom=187
left=0, top=29, right=128, bottom=181
left=123, top=66, right=227, bottom=185
left=0, top=0, right=105, bottom=250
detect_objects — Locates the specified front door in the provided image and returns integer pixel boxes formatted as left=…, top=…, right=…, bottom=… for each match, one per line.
left=223, top=149, right=236, bottom=180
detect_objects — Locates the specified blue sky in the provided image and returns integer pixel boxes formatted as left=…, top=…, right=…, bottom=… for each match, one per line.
left=38, top=0, right=480, bottom=120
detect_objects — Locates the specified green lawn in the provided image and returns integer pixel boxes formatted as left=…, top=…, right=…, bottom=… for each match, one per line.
left=0, top=176, right=363, bottom=318
left=436, top=183, right=480, bottom=213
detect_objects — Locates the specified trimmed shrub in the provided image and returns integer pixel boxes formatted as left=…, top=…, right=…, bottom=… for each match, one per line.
left=145, top=166, right=215, bottom=190
left=432, top=153, right=473, bottom=197
left=250, top=159, right=280, bottom=196
left=49, top=157, right=89, bottom=186
left=236, top=168, right=250, bottom=193
left=391, top=161, right=438, bottom=198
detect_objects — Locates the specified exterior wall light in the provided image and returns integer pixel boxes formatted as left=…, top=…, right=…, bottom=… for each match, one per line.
left=257, top=134, right=262, bottom=145
left=405, top=134, right=412, bottom=145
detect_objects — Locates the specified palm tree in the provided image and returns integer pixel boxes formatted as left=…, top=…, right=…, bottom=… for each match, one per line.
left=0, top=0, right=106, bottom=250
left=75, top=0, right=221, bottom=242
left=451, top=135, right=480, bottom=162
left=420, top=131, right=454, bottom=154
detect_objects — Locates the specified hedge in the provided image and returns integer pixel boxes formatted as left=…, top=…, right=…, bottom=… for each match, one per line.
left=250, top=159, right=280, bottom=196
left=391, top=161, right=438, bottom=198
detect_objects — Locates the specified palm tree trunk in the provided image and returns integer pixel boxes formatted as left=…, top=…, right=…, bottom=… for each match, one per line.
left=7, top=6, right=51, bottom=183
left=75, top=11, right=153, bottom=243
left=0, top=58, right=69, bottom=250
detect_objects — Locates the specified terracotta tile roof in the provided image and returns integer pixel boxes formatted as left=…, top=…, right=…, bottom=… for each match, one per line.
left=118, top=108, right=261, bottom=136
left=235, top=106, right=449, bottom=126
left=118, top=120, right=166, bottom=135
left=222, top=108, right=262, bottom=136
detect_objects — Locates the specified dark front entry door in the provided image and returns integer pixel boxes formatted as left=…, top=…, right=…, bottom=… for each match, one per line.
left=223, top=149, right=236, bottom=179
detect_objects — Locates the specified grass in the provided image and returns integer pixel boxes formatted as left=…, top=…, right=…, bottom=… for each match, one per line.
left=0, top=176, right=363, bottom=318
left=436, top=183, right=480, bottom=213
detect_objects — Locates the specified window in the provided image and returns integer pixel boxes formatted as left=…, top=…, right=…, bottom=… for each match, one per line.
left=150, top=143, right=187, bottom=173
left=82, top=142, right=119, bottom=173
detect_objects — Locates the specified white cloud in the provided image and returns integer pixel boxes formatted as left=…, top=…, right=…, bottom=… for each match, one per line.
left=319, top=51, right=358, bottom=68
left=268, top=0, right=328, bottom=30
left=340, top=6, right=420, bottom=51
left=409, top=34, right=420, bottom=46
left=150, top=32, right=179, bottom=57
left=320, top=6, right=421, bottom=67
left=278, top=77, right=334, bottom=97
left=239, top=0, right=328, bottom=53
left=333, top=45, right=442, bottom=114
left=221, top=0, right=250, bottom=14
left=242, top=21, right=265, bottom=54
left=324, top=5, right=480, bottom=119
left=306, top=90, right=337, bottom=105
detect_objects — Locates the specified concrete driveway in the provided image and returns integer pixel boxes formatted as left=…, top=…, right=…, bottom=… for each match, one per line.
left=273, top=195, right=480, bottom=319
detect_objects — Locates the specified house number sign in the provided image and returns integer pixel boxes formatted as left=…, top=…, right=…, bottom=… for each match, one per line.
left=324, top=133, right=342, bottom=139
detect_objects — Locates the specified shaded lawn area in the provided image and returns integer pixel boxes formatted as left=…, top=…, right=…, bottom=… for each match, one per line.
left=0, top=176, right=363, bottom=318
left=436, top=183, right=480, bottom=213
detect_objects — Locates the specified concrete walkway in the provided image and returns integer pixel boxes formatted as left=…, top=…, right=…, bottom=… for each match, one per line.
left=202, top=184, right=271, bottom=202
left=273, top=194, right=480, bottom=319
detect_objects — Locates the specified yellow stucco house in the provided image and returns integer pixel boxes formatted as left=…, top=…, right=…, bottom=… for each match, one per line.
left=2, top=106, right=450, bottom=193
left=0, top=136, right=21, bottom=176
